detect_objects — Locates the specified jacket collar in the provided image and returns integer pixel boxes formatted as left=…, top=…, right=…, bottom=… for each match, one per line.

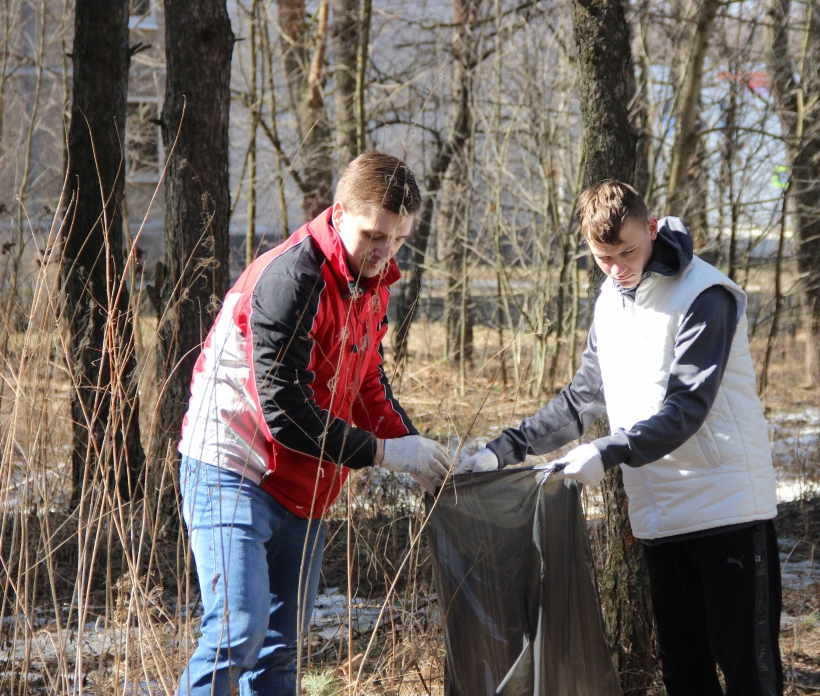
left=305, top=208, right=402, bottom=297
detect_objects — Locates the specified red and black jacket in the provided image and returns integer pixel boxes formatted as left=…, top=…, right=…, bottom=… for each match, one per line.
left=179, top=209, right=416, bottom=518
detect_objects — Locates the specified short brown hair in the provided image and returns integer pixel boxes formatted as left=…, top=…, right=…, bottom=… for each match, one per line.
left=335, top=150, right=421, bottom=217
left=578, top=180, right=649, bottom=246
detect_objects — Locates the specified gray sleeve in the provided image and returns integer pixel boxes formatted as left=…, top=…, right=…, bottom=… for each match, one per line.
left=593, top=285, right=738, bottom=469
left=487, top=325, right=607, bottom=467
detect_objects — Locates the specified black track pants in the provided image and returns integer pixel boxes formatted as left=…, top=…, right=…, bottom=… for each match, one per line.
left=642, top=521, right=783, bottom=696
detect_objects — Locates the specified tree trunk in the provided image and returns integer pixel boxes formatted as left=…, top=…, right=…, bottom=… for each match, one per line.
left=441, top=6, right=476, bottom=370
left=767, top=0, right=820, bottom=386
left=246, top=0, right=260, bottom=267
left=572, top=0, right=637, bottom=185
left=63, top=0, right=144, bottom=505
left=760, top=187, right=790, bottom=397
left=598, top=466, right=656, bottom=693
left=259, top=12, right=291, bottom=236
left=153, top=0, right=234, bottom=469
left=718, top=71, right=739, bottom=276
left=355, top=0, right=372, bottom=153
left=331, top=0, right=359, bottom=167
left=628, top=0, right=651, bottom=199
left=571, top=0, right=656, bottom=692
left=441, top=149, right=474, bottom=369
left=665, top=0, right=721, bottom=221
left=277, top=0, right=334, bottom=218
left=393, top=0, right=478, bottom=365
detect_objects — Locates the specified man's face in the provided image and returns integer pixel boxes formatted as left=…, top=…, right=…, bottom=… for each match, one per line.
left=586, top=216, right=658, bottom=289
left=332, top=202, right=414, bottom=279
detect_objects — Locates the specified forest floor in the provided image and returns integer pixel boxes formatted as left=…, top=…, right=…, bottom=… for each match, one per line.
left=0, top=321, right=819, bottom=694
left=305, top=324, right=820, bottom=695
left=777, top=497, right=820, bottom=694
left=311, top=499, right=820, bottom=696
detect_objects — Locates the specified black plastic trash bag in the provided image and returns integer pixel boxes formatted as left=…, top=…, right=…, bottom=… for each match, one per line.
left=426, top=467, right=622, bottom=696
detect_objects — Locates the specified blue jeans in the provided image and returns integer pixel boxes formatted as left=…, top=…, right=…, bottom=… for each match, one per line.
left=177, top=456, right=325, bottom=696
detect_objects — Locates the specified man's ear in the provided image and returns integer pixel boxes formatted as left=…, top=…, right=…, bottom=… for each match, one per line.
left=648, top=217, right=659, bottom=240
left=331, top=201, right=345, bottom=228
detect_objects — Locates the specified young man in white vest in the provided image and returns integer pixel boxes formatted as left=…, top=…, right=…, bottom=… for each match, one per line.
left=457, top=180, right=783, bottom=696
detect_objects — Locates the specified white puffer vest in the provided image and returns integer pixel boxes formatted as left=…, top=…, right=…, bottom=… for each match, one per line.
left=595, top=255, right=777, bottom=539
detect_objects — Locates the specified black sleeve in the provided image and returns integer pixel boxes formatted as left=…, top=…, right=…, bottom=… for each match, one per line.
left=594, top=285, right=738, bottom=469
left=250, top=262, right=378, bottom=469
left=487, top=326, right=607, bottom=467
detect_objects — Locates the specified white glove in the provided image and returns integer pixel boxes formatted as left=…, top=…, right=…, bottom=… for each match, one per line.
left=556, top=444, right=605, bottom=487
left=380, top=436, right=451, bottom=486
left=454, top=448, right=499, bottom=475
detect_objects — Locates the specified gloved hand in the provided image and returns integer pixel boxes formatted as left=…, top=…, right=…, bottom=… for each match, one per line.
left=380, top=435, right=451, bottom=486
left=454, top=448, right=499, bottom=475
left=556, top=444, right=605, bottom=487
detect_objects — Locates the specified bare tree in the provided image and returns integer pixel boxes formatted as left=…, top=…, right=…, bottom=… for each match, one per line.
left=393, top=0, right=480, bottom=365
left=152, top=0, right=234, bottom=468
left=440, top=0, right=478, bottom=370
left=441, top=148, right=474, bottom=369
left=245, top=0, right=261, bottom=266
left=572, top=0, right=656, bottom=691
left=354, top=0, right=372, bottom=153
left=62, top=0, right=144, bottom=504
left=331, top=0, right=359, bottom=167
left=665, top=0, right=722, bottom=222
left=767, top=0, right=820, bottom=385
left=718, top=64, right=741, bottom=278
left=627, top=0, right=652, bottom=198
left=277, top=0, right=334, bottom=217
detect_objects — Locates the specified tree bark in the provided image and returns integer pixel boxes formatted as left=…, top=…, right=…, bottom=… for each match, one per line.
left=718, top=71, right=740, bottom=276
left=665, top=0, right=721, bottom=221
left=572, top=0, right=637, bottom=185
left=245, top=0, right=260, bottom=267
left=441, top=149, right=474, bottom=368
left=760, top=187, right=790, bottom=397
left=628, top=0, right=651, bottom=199
left=355, top=0, right=372, bottom=153
left=766, top=0, right=820, bottom=386
left=572, top=0, right=656, bottom=692
left=331, top=0, right=359, bottom=167
left=63, top=0, right=144, bottom=505
left=153, top=0, right=234, bottom=469
left=277, top=0, right=334, bottom=218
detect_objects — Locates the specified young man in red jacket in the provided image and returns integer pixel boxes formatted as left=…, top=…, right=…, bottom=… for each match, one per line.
left=176, top=151, right=450, bottom=696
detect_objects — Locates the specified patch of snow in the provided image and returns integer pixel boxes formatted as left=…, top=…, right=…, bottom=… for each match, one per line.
left=309, top=589, right=392, bottom=643
left=768, top=407, right=820, bottom=426
left=779, top=563, right=820, bottom=592
left=779, top=539, right=820, bottom=592
left=777, top=477, right=820, bottom=504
